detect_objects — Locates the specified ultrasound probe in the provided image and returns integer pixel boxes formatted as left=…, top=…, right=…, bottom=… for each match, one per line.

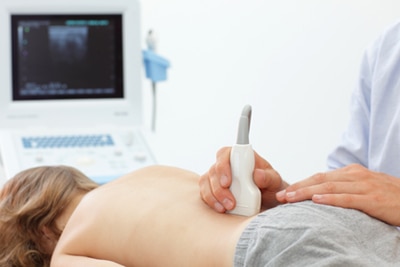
left=227, top=105, right=261, bottom=216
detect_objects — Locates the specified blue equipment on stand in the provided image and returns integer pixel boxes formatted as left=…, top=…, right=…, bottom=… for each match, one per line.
left=142, top=30, right=170, bottom=131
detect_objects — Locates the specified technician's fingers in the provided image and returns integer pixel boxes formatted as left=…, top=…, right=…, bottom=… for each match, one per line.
left=254, top=168, right=287, bottom=209
left=282, top=181, right=363, bottom=203
left=253, top=168, right=284, bottom=191
left=199, top=146, right=235, bottom=212
left=214, top=146, right=232, bottom=184
left=199, top=173, right=226, bottom=213
left=285, top=164, right=364, bottom=192
left=253, top=150, right=285, bottom=191
left=275, top=164, right=373, bottom=203
left=209, top=168, right=235, bottom=210
left=213, top=147, right=232, bottom=187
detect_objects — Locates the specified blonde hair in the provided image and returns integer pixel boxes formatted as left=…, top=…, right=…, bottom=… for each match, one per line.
left=0, top=165, right=99, bottom=267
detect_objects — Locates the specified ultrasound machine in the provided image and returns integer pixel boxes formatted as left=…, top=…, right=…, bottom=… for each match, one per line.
left=0, top=0, right=156, bottom=184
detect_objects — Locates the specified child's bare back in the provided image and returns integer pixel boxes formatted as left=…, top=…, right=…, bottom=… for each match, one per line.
left=51, top=165, right=253, bottom=267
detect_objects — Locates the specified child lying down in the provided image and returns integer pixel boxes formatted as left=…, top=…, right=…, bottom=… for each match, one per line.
left=1, top=165, right=400, bottom=267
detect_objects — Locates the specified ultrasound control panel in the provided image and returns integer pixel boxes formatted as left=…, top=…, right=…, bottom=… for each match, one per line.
left=9, top=129, right=155, bottom=184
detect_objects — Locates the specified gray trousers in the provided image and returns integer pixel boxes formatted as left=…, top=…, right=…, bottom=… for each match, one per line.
left=234, top=201, right=400, bottom=266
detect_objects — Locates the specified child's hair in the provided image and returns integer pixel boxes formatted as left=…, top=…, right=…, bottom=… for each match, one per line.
left=0, top=165, right=99, bottom=267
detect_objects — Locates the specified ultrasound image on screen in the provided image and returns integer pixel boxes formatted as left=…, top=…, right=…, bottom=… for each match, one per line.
left=11, top=15, right=123, bottom=100
left=49, top=26, right=88, bottom=65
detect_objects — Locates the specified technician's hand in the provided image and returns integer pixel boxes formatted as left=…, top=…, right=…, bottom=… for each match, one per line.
left=199, top=146, right=288, bottom=213
left=276, top=164, right=400, bottom=226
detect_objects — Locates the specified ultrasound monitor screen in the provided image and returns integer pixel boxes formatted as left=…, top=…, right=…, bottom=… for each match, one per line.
left=11, top=14, right=123, bottom=101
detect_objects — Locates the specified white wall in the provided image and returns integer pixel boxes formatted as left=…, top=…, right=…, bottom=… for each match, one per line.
left=140, top=0, right=400, bottom=183
left=0, top=1, right=399, bottom=186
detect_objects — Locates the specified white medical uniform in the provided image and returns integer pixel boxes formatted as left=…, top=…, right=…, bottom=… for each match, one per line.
left=328, top=19, right=400, bottom=177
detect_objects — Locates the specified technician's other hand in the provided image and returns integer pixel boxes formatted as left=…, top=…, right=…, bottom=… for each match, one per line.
left=199, top=146, right=288, bottom=213
left=276, top=164, right=400, bottom=226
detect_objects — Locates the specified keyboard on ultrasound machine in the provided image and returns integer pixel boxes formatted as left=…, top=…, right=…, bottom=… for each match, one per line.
left=14, top=130, right=155, bottom=184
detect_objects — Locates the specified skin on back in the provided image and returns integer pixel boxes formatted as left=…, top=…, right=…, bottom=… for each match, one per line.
left=51, top=165, right=255, bottom=267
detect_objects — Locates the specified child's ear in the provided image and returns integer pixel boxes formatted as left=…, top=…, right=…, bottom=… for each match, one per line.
left=41, top=226, right=58, bottom=254
left=42, top=226, right=53, bottom=239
